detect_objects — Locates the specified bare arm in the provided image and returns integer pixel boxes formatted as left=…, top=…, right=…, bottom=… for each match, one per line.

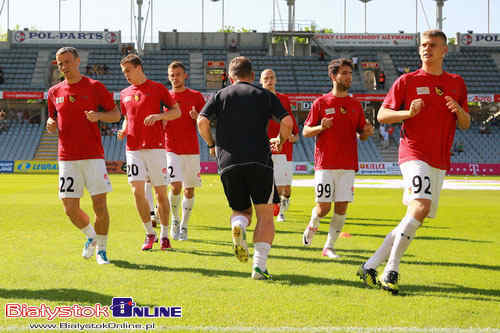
left=445, top=96, right=471, bottom=130
left=377, top=99, right=424, bottom=124
left=302, top=117, right=333, bottom=138
left=85, top=105, right=121, bottom=123
left=117, top=116, right=127, bottom=140
left=144, top=103, right=181, bottom=126
left=197, top=115, right=216, bottom=156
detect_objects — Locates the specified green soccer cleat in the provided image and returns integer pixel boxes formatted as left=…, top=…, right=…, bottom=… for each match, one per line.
left=381, top=270, right=399, bottom=295
left=356, top=264, right=380, bottom=289
left=232, top=225, right=249, bottom=263
left=252, top=267, right=272, bottom=280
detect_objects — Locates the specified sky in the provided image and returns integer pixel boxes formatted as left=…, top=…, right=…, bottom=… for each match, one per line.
left=0, top=0, right=498, bottom=43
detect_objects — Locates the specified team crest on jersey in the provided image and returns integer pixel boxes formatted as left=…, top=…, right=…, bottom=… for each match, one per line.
left=55, top=97, right=64, bottom=104
left=340, top=107, right=347, bottom=114
left=435, top=86, right=444, bottom=96
left=134, top=95, right=140, bottom=102
left=325, top=108, right=335, bottom=115
left=69, top=96, right=76, bottom=103
left=124, top=96, right=132, bottom=102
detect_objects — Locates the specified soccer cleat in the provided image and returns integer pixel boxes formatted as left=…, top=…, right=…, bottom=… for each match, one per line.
left=82, top=238, right=97, bottom=259
left=232, top=225, right=249, bottom=263
left=252, top=267, right=272, bottom=280
left=96, top=250, right=110, bottom=264
left=170, top=220, right=180, bottom=240
left=322, top=247, right=340, bottom=259
left=179, top=227, right=188, bottom=241
left=141, top=234, right=158, bottom=251
left=381, top=270, right=399, bottom=295
left=356, top=264, right=380, bottom=289
left=160, top=237, right=172, bottom=250
left=302, top=225, right=318, bottom=246
left=277, top=212, right=285, bottom=222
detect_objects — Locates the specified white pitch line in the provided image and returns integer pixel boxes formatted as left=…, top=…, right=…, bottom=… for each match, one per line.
left=3, top=326, right=499, bottom=333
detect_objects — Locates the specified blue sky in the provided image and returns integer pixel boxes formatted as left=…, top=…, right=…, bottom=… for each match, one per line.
left=0, top=0, right=497, bottom=42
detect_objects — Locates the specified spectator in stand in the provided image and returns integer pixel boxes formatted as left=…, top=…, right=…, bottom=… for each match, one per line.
left=319, top=50, right=325, bottom=61
left=86, top=65, right=93, bottom=75
left=387, top=125, right=396, bottom=147
left=379, top=124, right=389, bottom=148
left=0, top=67, right=4, bottom=84
left=229, top=39, right=238, bottom=52
left=479, top=123, right=490, bottom=134
left=378, top=71, right=386, bottom=90
left=352, top=56, right=359, bottom=71
left=453, top=141, right=464, bottom=154
left=0, top=109, right=8, bottom=133
left=221, top=69, right=228, bottom=89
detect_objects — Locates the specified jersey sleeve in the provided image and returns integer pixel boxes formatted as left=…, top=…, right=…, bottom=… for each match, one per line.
left=200, top=92, right=219, bottom=121
left=269, top=93, right=288, bottom=122
left=196, top=92, right=206, bottom=112
left=304, top=99, right=321, bottom=127
left=458, top=76, right=469, bottom=113
left=280, top=95, right=299, bottom=135
left=382, top=74, right=406, bottom=111
left=355, top=101, right=367, bottom=132
left=47, top=89, right=56, bottom=118
left=95, top=81, right=116, bottom=112
left=119, top=92, right=127, bottom=116
left=160, top=85, right=176, bottom=109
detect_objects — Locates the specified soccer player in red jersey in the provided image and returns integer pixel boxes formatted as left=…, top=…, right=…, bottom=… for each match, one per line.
left=163, top=61, right=206, bottom=241
left=260, top=69, right=299, bottom=222
left=358, top=30, right=470, bottom=294
left=117, top=54, right=181, bottom=251
left=302, top=58, right=374, bottom=259
left=47, top=47, right=121, bottom=265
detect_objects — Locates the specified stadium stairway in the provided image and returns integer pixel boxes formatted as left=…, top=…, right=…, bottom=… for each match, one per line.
left=189, top=53, right=204, bottom=89
left=491, top=53, right=500, bottom=73
left=31, top=50, right=51, bottom=88
left=34, top=130, right=58, bottom=160
left=377, top=52, right=397, bottom=91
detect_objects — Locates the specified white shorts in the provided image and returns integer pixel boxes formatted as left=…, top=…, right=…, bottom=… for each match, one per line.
left=126, top=149, right=168, bottom=186
left=400, top=160, right=446, bottom=218
left=166, top=152, right=201, bottom=188
left=314, top=169, right=355, bottom=203
left=58, top=159, right=112, bottom=199
left=272, top=154, right=293, bottom=186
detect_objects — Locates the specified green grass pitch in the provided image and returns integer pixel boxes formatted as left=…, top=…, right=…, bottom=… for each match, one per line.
left=1, top=174, right=499, bottom=332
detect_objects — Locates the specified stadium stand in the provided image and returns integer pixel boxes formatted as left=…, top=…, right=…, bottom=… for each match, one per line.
left=0, top=121, right=43, bottom=160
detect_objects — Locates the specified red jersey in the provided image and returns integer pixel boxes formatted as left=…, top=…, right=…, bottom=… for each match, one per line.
left=305, top=93, right=366, bottom=171
left=382, top=69, right=468, bottom=170
left=267, top=93, right=299, bottom=161
left=120, top=80, right=176, bottom=151
left=165, top=88, right=206, bottom=154
left=47, top=76, right=115, bottom=161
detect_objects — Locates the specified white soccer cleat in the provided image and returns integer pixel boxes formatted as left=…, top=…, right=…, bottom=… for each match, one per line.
left=170, top=220, right=180, bottom=240
left=82, top=238, right=97, bottom=259
left=179, top=227, right=188, bottom=241
left=302, top=226, right=317, bottom=246
left=322, top=247, right=340, bottom=259
left=277, top=212, right=285, bottom=222
left=232, top=225, right=249, bottom=262
left=96, top=250, right=110, bottom=264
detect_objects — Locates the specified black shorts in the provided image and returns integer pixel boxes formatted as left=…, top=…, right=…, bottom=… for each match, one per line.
left=220, top=164, right=280, bottom=211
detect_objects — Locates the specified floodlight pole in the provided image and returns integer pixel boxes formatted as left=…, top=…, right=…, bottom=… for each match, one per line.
left=137, top=0, right=143, bottom=54
left=79, top=0, right=81, bottom=31
left=358, top=0, right=373, bottom=34
left=433, top=0, right=447, bottom=30
left=58, top=0, right=61, bottom=32
left=488, top=0, right=490, bottom=33
left=344, top=0, right=347, bottom=33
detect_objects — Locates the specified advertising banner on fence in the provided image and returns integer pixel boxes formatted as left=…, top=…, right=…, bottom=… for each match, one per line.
left=458, top=33, right=500, bottom=47
left=448, top=163, right=500, bottom=176
left=293, top=162, right=315, bottom=174
left=313, top=33, right=417, bottom=47
left=14, top=160, right=58, bottom=173
left=3, top=91, right=44, bottom=99
left=0, top=160, right=14, bottom=173
left=11, top=30, right=120, bottom=46
left=200, top=162, right=218, bottom=174
left=357, top=162, right=401, bottom=175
